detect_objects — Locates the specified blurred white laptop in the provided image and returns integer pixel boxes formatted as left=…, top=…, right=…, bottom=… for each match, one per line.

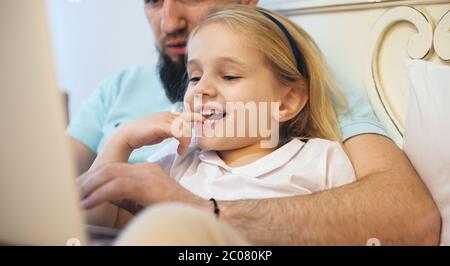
left=0, top=0, right=117, bottom=245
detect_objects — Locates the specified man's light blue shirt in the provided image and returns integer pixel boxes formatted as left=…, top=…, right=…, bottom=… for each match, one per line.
left=67, top=65, right=388, bottom=164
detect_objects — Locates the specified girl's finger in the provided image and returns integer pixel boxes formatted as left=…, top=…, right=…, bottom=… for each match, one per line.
left=177, top=112, right=205, bottom=123
left=176, top=136, right=192, bottom=156
left=169, top=114, right=199, bottom=139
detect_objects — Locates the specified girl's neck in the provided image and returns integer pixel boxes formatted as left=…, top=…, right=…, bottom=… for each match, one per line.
left=217, top=142, right=277, bottom=168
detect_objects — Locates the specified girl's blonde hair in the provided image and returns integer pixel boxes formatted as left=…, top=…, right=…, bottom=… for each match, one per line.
left=190, top=5, right=347, bottom=144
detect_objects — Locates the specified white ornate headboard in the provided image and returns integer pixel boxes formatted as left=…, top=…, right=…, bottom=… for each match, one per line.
left=260, top=0, right=450, bottom=146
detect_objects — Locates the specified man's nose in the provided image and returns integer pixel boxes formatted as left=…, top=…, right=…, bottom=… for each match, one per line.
left=160, top=0, right=187, bottom=35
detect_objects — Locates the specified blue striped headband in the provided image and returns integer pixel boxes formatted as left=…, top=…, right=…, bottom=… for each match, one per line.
left=257, top=10, right=307, bottom=79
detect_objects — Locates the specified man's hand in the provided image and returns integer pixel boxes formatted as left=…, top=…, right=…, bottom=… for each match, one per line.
left=77, top=162, right=209, bottom=214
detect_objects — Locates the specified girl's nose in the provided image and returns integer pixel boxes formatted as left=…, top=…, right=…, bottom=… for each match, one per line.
left=193, top=78, right=218, bottom=99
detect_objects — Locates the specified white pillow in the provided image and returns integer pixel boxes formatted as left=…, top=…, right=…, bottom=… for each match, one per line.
left=403, top=59, right=450, bottom=245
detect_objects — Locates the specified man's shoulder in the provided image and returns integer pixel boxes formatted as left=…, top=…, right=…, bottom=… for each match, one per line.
left=118, top=64, right=158, bottom=78
left=96, top=64, right=165, bottom=102
left=336, top=86, right=389, bottom=141
left=106, top=64, right=159, bottom=90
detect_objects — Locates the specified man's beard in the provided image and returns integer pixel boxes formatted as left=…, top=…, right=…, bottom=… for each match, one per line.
left=157, top=50, right=187, bottom=103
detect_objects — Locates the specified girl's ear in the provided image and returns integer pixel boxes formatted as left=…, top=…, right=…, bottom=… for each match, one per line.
left=278, top=80, right=308, bottom=123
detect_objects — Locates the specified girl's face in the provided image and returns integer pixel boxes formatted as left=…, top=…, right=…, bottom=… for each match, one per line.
left=184, top=23, right=287, bottom=151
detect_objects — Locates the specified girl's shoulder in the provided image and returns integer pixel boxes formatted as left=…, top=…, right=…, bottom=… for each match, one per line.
left=292, top=137, right=348, bottom=165
left=301, top=138, right=343, bottom=151
left=296, top=138, right=356, bottom=188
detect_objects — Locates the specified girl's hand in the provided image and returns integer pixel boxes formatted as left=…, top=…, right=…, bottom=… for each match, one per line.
left=117, top=112, right=204, bottom=156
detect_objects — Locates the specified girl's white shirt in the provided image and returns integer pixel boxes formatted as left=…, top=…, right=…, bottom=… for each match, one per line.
left=147, top=138, right=356, bottom=201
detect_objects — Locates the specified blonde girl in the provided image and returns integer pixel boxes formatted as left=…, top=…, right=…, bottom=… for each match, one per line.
left=78, top=5, right=355, bottom=232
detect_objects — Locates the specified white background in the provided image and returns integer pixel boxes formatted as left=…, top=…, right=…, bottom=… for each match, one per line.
left=46, top=0, right=159, bottom=117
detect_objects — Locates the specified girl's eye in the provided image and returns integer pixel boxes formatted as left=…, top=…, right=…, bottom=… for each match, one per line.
left=223, top=76, right=240, bottom=81
left=189, top=77, right=201, bottom=83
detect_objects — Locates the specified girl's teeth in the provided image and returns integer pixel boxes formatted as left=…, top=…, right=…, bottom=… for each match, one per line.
left=203, top=110, right=214, bottom=115
left=209, top=113, right=223, bottom=120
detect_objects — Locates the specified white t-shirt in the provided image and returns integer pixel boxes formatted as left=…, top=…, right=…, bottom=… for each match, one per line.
left=147, top=138, right=356, bottom=201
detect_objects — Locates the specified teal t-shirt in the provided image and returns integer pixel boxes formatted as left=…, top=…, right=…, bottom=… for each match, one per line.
left=338, top=86, right=388, bottom=141
left=67, top=65, right=388, bottom=164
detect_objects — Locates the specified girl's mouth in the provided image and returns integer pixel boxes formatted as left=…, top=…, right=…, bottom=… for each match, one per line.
left=200, top=109, right=226, bottom=128
left=202, top=109, right=226, bottom=122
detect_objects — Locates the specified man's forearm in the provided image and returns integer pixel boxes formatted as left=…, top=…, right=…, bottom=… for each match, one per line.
left=220, top=171, right=440, bottom=245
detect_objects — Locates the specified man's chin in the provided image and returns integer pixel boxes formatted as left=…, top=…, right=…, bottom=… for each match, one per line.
left=163, top=49, right=187, bottom=64
left=165, top=48, right=187, bottom=59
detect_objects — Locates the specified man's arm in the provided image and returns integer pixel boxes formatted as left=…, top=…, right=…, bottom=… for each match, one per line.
left=219, top=134, right=441, bottom=245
